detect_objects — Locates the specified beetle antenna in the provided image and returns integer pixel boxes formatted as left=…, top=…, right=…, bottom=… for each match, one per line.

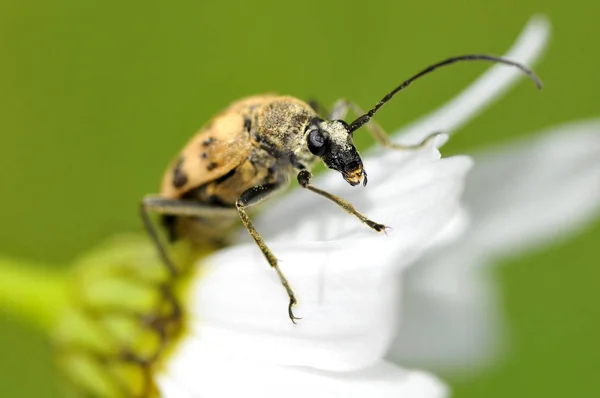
left=347, top=54, right=542, bottom=133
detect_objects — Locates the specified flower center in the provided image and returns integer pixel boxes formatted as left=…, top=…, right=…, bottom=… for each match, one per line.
left=53, top=236, right=209, bottom=397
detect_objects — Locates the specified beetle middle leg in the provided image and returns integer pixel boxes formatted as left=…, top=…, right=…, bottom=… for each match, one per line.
left=236, top=183, right=301, bottom=323
left=297, top=170, right=388, bottom=232
left=330, top=99, right=440, bottom=150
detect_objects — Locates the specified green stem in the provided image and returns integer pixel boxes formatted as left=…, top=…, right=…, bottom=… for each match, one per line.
left=0, top=256, right=69, bottom=332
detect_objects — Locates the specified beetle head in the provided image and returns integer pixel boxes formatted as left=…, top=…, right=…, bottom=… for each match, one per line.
left=305, top=118, right=367, bottom=187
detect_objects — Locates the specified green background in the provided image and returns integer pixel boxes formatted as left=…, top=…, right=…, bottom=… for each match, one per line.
left=1, top=0, right=599, bottom=396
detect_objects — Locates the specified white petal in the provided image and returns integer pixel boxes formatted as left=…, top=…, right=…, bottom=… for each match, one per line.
left=387, top=251, right=504, bottom=373
left=159, top=377, right=197, bottom=398
left=388, top=118, right=600, bottom=372
left=459, top=118, right=600, bottom=256
left=159, top=354, right=448, bottom=398
left=166, top=138, right=472, bottom=374
left=396, top=15, right=550, bottom=145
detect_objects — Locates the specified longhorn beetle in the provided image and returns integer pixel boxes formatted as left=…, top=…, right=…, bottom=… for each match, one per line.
left=142, top=54, right=541, bottom=322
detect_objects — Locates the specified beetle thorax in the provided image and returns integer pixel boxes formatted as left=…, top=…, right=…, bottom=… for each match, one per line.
left=254, top=97, right=319, bottom=169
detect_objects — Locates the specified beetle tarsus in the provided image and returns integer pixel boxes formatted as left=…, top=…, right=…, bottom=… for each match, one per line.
left=288, top=296, right=302, bottom=324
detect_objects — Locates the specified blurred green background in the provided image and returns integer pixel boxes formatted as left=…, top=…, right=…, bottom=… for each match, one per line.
left=1, top=0, right=599, bottom=396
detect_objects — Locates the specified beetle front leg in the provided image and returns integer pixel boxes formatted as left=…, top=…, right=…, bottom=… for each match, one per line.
left=330, top=99, right=440, bottom=150
left=236, top=183, right=301, bottom=323
left=297, top=170, right=388, bottom=232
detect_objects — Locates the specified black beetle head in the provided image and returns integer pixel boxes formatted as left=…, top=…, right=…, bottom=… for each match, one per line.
left=305, top=118, right=367, bottom=187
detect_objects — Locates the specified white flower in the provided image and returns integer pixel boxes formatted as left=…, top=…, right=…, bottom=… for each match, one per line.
left=389, top=118, right=600, bottom=373
left=157, top=16, right=551, bottom=398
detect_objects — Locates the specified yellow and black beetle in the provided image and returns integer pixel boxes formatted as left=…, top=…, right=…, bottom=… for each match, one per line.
left=142, top=54, right=541, bottom=322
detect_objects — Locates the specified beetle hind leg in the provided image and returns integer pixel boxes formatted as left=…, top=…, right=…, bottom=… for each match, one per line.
left=141, top=198, right=178, bottom=276
left=141, top=195, right=236, bottom=276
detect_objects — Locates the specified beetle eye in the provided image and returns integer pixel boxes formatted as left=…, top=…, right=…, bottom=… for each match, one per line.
left=307, top=128, right=328, bottom=156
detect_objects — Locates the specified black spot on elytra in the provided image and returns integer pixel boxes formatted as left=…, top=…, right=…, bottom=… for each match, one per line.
left=243, top=116, right=252, bottom=132
left=172, top=157, right=188, bottom=189
left=200, top=152, right=208, bottom=159
left=202, top=137, right=216, bottom=147
left=206, top=162, right=218, bottom=171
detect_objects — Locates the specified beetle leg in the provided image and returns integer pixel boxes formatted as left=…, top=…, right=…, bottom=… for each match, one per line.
left=141, top=195, right=236, bottom=275
left=235, top=184, right=301, bottom=323
left=297, top=170, right=389, bottom=232
left=330, top=99, right=440, bottom=149
left=328, top=99, right=351, bottom=120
